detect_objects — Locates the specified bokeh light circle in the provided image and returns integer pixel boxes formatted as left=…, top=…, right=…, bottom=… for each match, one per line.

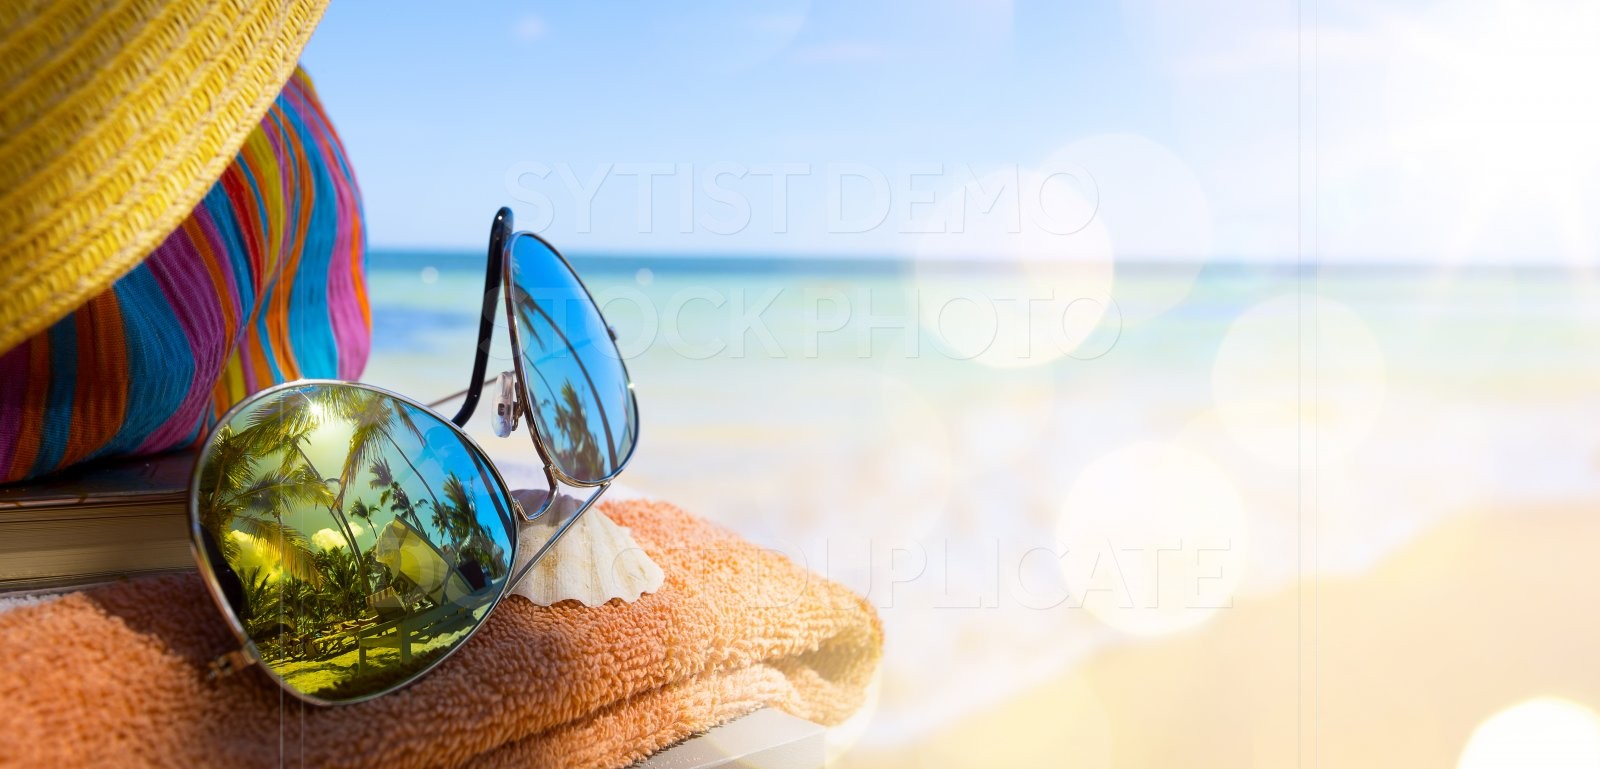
left=912, top=167, right=1116, bottom=368
left=1212, top=294, right=1387, bottom=467
left=1459, top=698, right=1600, bottom=769
left=1056, top=441, right=1249, bottom=636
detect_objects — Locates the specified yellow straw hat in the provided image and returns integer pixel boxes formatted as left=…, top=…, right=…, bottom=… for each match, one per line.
left=0, top=0, right=329, bottom=355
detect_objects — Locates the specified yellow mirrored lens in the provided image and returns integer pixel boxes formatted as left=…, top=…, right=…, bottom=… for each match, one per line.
left=192, top=383, right=517, bottom=703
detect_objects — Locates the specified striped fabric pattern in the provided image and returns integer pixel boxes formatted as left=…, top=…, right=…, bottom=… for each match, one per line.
left=0, top=67, right=368, bottom=484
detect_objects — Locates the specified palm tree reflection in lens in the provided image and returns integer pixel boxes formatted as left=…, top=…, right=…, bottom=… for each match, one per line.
left=509, top=286, right=633, bottom=483
left=196, top=383, right=516, bottom=702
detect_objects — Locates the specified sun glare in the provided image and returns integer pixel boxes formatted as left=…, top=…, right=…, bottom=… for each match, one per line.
left=1382, top=0, right=1600, bottom=267
left=1459, top=698, right=1600, bottom=769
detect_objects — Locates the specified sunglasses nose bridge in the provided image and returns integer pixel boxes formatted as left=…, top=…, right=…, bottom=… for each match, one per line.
left=206, top=648, right=254, bottom=681
left=492, top=370, right=520, bottom=438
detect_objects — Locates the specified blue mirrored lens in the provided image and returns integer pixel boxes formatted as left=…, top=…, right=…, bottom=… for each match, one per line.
left=507, top=234, right=638, bottom=483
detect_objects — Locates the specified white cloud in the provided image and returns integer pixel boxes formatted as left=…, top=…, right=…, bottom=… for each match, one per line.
left=312, top=527, right=347, bottom=551
left=227, top=531, right=283, bottom=581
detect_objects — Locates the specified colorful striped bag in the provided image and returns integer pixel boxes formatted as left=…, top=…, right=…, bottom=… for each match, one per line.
left=0, top=68, right=368, bottom=484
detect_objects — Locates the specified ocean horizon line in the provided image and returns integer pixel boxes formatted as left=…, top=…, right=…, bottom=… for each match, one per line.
left=367, top=248, right=1565, bottom=276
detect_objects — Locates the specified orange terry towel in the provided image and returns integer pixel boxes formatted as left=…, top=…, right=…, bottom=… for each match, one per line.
left=0, top=501, right=882, bottom=768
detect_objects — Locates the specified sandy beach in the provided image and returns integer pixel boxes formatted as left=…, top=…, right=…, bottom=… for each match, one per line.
left=833, top=502, right=1600, bottom=768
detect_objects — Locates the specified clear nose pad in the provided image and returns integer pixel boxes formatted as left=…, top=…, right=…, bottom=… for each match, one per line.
left=492, top=370, right=519, bottom=438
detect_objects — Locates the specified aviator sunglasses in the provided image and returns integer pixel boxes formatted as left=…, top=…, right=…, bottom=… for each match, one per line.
left=190, top=208, right=638, bottom=705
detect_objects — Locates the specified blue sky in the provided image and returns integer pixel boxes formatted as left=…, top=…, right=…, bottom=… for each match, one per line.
left=302, top=1, right=1600, bottom=264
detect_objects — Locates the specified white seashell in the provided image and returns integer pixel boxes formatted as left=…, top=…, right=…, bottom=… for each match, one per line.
left=508, top=489, right=665, bottom=607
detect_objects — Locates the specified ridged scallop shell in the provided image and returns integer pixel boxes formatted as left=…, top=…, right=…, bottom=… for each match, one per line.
left=508, top=491, right=664, bottom=607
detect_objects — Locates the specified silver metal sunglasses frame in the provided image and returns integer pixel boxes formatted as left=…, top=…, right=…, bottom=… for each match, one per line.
left=453, top=207, right=640, bottom=575
left=189, top=379, right=525, bottom=706
left=189, top=207, right=638, bottom=705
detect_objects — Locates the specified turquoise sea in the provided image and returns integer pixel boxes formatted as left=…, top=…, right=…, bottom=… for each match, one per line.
left=364, top=252, right=1600, bottom=745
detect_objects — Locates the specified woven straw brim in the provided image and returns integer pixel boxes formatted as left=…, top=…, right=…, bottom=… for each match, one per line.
left=0, top=0, right=329, bottom=355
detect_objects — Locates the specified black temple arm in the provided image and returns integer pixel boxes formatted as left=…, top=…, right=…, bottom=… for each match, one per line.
left=451, top=206, right=514, bottom=427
